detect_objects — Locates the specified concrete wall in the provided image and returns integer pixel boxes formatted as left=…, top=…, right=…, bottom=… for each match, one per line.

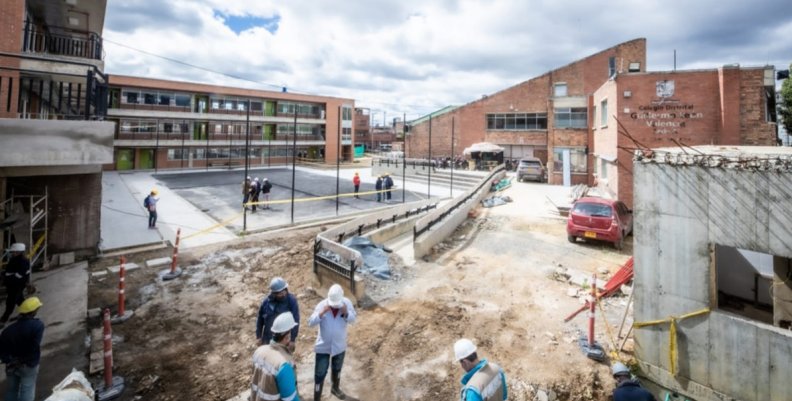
left=633, top=154, right=792, bottom=401
left=413, top=169, right=504, bottom=258
left=0, top=119, right=114, bottom=167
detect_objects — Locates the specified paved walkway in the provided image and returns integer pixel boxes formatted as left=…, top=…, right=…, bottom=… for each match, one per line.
left=100, top=172, right=164, bottom=252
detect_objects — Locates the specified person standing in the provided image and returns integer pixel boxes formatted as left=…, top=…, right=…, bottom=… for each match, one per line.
left=250, top=178, right=261, bottom=213
left=261, top=178, right=273, bottom=210
left=352, top=172, right=361, bottom=199
left=374, top=175, right=383, bottom=203
left=455, top=338, right=508, bottom=401
left=383, top=173, right=394, bottom=202
left=308, top=284, right=356, bottom=401
left=1, top=243, right=31, bottom=327
left=611, top=362, right=656, bottom=401
left=0, top=296, right=44, bottom=401
left=242, top=176, right=252, bottom=210
left=144, top=189, right=159, bottom=229
left=250, top=312, right=300, bottom=401
left=256, top=277, right=300, bottom=350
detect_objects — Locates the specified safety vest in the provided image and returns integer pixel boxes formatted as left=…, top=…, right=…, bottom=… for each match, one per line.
left=461, top=361, right=504, bottom=401
left=251, top=343, right=294, bottom=401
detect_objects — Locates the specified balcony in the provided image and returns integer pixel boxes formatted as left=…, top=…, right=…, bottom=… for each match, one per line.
left=22, top=20, right=103, bottom=61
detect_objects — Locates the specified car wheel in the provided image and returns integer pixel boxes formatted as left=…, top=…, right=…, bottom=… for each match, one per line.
left=614, top=233, right=624, bottom=250
left=568, top=235, right=576, bottom=244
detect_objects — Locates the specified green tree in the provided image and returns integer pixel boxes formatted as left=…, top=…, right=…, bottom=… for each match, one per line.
left=779, top=64, right=792, bottom=135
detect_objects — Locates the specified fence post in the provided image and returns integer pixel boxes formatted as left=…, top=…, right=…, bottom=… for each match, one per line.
left=162, top=228, right=183, bottom=281
left=111, top=256, right=134, bottom=324
left=96, top=309, right=125, bottom=400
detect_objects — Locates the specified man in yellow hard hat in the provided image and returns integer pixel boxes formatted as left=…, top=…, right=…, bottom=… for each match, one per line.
left=144, top=189, right=159, bottom=229
left=0, top=296, right=45, bottom=401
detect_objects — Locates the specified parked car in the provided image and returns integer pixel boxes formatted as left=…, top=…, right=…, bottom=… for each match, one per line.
left=566, top=197, right=633, bottom=250
left=516, top=157, right=546, bottom=182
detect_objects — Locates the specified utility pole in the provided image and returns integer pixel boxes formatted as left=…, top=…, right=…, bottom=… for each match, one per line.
left=290, top=106, right=297, bottom=224
left=428, top=114, right=432, bottom=198
left=450, top=116, right=455, bottom=197
left=402, top=112, right=406, bottom=203
left=243, top=100, right=251, bottom=231
left=336, top=105, right=341, bottom=215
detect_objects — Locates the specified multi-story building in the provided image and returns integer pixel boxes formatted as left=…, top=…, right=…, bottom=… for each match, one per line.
left=593, top=66, right=777, bottom=207
left=405, top=38, right=648, bottom=186
left=0, top=0, right=114, bottom=260
left=106, top=75, right=355, bottom=170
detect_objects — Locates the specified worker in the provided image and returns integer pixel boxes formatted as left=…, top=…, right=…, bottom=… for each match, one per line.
left=375, top=175, right=383, bottom=202
left=308, top=284, right=357, bottom=401
left=256, top=277, right=300, bottom=350
left=0, top=296, right=45, bottom=401
left=455, top=338, right=507, bottom=401
left=144, top=189, right=159, bottom=229
left=1, top=243, right=31, bottom=327
left=352, top=172, right=361, bottom=199
left=250, top=177, right=261, bottom=213
left=383, top=173, right=394, bottom=201
left=250, top=312, right=300, bottom=401
left=612, top=362, right=656, bottom=401
left=261, top=178, right=273, bottom=209
left=242, top=176, right=252, bottom=210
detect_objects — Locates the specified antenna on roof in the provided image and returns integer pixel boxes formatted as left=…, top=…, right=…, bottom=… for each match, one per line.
left=673, top=49, right=677, bottom=71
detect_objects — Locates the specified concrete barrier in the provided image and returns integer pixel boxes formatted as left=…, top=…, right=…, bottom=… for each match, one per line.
left=413, top=167, right=505, bottom=258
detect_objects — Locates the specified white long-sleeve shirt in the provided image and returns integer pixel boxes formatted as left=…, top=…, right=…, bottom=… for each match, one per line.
left=308, top=298, right=357, bottom=356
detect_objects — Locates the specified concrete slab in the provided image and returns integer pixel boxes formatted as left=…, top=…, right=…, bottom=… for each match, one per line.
left=146, top=257, right=172, bottom=268
left=107, top=262, right=140, bottom=274
left=100, top=172, right=165, bottom=252
left=91, top=270, right=109, bottom=278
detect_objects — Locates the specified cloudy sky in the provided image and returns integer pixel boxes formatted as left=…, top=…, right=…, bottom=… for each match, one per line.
left=103, top=0, right=792, bottom=123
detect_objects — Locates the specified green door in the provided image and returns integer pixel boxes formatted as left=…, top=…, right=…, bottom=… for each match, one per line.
left=116, top=149, right=134, bottom=170
left=264, top=101, right=276, bottom=116
left=139, top=149, right=155, bottom=169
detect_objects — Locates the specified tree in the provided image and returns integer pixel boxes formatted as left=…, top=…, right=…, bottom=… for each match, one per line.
left=779, top=64, right=792, bottom=136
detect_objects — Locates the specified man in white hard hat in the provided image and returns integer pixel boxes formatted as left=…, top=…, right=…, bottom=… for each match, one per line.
left=250, top=312, right=300, bottom=401
left=455, top=338, right=507, bottom=401
left=611, top=362, right=656, bottom=401
left=1, top=243, right=31, bottom=327
left=0, top=296, right=44, bottom=401
left=256, top=277, right=300, bottom=350
left=308, top=284, right=357, bottom=401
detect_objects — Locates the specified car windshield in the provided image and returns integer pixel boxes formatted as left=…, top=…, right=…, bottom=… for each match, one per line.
left=520, top=161, right=541, bottom=167
left=572, top=202, right=613, bottom=217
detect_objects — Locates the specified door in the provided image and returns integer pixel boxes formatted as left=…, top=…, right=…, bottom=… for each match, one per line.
left=195, top=95, right=208, bottom=113
left=562, top=149, right=571, bottom=187
left=138, top=149, right=155, bottom=169
left=116, top=149, right=134, bottom=170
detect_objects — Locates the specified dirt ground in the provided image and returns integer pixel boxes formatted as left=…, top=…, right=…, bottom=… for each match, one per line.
left=87, top=181, right=634, bottom=401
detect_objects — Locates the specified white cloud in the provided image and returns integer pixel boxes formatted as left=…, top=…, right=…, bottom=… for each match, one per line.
left=104, top=0, right=792, bottom=121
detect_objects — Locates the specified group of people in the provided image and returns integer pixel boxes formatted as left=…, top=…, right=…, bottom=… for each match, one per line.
left=243, top=176, right=273, bottom=213
left=374, top=173, right=394, bottom=202
left=253, top=277, right=356, bottom=401
left=0, top=243, right=44, bottom=401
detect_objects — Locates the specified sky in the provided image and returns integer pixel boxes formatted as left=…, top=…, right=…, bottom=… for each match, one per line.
left=103, top=0, right=792, bottom=124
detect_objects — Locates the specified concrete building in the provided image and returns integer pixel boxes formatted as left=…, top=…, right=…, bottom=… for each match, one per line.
left=0, top=0, right=114, bottom=260
left=106, top=75, right=355, bottom=170
left=633, top=146, right=792, bottom=401
left=405, top=38, right=648, bottom=185
left=593, top=67, right=777, bottom=207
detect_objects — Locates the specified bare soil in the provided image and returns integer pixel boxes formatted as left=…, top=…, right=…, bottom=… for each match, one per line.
left=87, top=182, right=634, bottom=401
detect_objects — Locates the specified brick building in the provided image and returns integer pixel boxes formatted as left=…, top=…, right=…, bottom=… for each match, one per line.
left=405, top=38, right=648, bottom=185
left=353, top=108, right=398, bottom=152
left=0, top=0, right=114, bottom=259
left=107, top=75, right=355, bottom=170
left=593, top=66, right=777, bottom=207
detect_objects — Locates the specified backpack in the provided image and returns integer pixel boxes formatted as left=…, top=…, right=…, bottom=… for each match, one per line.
left=144, top=195, right=150, bottom=208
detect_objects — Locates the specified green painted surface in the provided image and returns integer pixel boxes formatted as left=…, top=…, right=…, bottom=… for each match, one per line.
left=139, top=149, right=154, bottom=169
left=116, top=149, right=134, bottom=170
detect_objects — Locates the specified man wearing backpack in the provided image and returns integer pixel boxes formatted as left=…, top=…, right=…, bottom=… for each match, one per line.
left=250, top=178, right=261, bottom=213
left=261, top=178, right=273, bottom=210
left=144, top=189, right=159, bottom=229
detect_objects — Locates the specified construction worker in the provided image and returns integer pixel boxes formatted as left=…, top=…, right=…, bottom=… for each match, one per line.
left=144, top=189, right=159, bottom=229
left=256, top=277, right=300, bottom=350
left=242, top=176, right=252, bottom=210
left=0, top=296, right=44, bottom=401
left=383, top=173, right=394, bottom=201
left=250, top=178, right=261, bottom=213
left=352, top=172, right=361, bottom=199
left=455, top=338, right=507, bottom=401
left=261, top=178, right=273, bottom=209
left=374, top=175, right=383, bottom=202
left=612, top=362, right=656, bottom=401
left=308, top=284, right=356, bottom=401
left=250, top=312, right=300, bottom=401
left=1, top=243, right=31, bottom=327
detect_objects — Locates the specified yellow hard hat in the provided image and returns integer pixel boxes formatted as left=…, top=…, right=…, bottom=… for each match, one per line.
left=151, top=189, right=159, bottom=195
left=18, top=296, right=42, bottom=314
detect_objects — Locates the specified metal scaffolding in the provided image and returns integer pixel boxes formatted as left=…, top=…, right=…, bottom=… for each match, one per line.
left=1, top=187, right=48, bottom=269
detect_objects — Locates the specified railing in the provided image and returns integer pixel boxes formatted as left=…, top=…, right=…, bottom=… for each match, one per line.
left=22, top=20, right=102, bottom=60
left=114, top=103, right=192, bottom=113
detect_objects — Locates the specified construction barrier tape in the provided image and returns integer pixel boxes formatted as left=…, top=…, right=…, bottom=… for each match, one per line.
left=633, top=308, right=710, bottom=376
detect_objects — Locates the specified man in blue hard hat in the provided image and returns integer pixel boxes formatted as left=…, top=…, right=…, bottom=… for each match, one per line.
left=255, top=277, right=300, bottom=351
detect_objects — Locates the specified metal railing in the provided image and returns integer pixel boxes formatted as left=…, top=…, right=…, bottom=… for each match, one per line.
left=22, top=20, right=103, bottom=60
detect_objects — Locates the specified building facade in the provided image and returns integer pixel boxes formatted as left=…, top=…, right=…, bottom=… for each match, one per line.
left=593, top=66, right=777, bottom=207
left=405, top=38, right=648, bottom=185
left=0, top=0, right=114, bottom=259
left=106, top=75, right=355, bottom=170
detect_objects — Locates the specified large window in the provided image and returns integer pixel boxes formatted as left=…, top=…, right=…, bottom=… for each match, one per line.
left=175, top=95, right=191, bottom=107
left=552, top=147, right=587, bottom=173
left=486, top=113, right=547, bottom=130
left=342, top=107, right=352, bottom=121
left=120, top=120, right=157, bottom=133
left=554, top=107, right=587, bottom=129
left=277, top=102, right=322, bottom=117
left=608, top=57, right=616, bottom=77
left=276, top=124, right=320, bottom=136
left=553, top=83, right=568, bottom=97
left=600, top=99, right=608, bottom=127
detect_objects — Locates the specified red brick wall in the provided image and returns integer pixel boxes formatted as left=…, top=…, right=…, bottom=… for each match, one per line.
left=0, top=0, right=24, bottom=117
left=739, top=69, right=776, bottom=145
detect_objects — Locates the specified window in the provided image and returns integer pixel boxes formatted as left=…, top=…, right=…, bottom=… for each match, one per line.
left=486, top=113, right=547, bottom=130
left=553, top=83, right=568, bottom=97
left=600, top=99, right=608, bottom=127
left=144, top=93, right=157, bottom=105
left=608, top=56, right=616, bottom=77
left=251, top=101, right=263, bottom=112
left=163, top=123, right=173, bottom=133
left=342, top=107, right=352, bottom=121
left=167, top=149, right=189, bottom=160
left=628, top=62, right=641, bottom=73
left=552, top=147, right=587, bottom=173
left=554, top=107, right=587, bottom=129
left=158, top=95, right=170, bottom=106
left=713, top=245, right=783, bottom=326
left=175, top=95, right=191, bottom=107
left=276, top=124, right=319, bottom=136
left=125, top=92, right=139, bottom=104
left=599, top=158, right=608, bottom=180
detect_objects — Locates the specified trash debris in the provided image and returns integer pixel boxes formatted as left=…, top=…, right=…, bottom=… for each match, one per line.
left=343, top=236, right=392, bottom=279
left=490, top=177, right=512, bottom=192
left=481, top=195, right=513, bottom=208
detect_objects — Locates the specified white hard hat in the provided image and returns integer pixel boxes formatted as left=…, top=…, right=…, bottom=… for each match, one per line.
left=270, top=277, right=288, bottom=293
left=454, top=339, right=477, bottom=360
left=9, top=243, right=25, bottom=252
left=271, top=312, right=298, bottom=334
left=327, top=284, right=344, bottom=307
left=612, top=362, right=630, bottom=377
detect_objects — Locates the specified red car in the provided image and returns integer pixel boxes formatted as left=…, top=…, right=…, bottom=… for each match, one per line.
left=566, top=197, right=633, bottom=250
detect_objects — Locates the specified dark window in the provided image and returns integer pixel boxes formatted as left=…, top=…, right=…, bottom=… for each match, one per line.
left=175, top=95, right=191, bottom=107
left=609, top=56, right=616, bottom=77
left=163, top=123, right=173, bottom=133
left=159, top=95, right=170, bottom=106
left=125, top=92, right=138, bottom=104
left=144, top=93, right=156, bottom=105
left=251, top=101, right=263, bottom=111
left=572, top=202, right=613, bottom=217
